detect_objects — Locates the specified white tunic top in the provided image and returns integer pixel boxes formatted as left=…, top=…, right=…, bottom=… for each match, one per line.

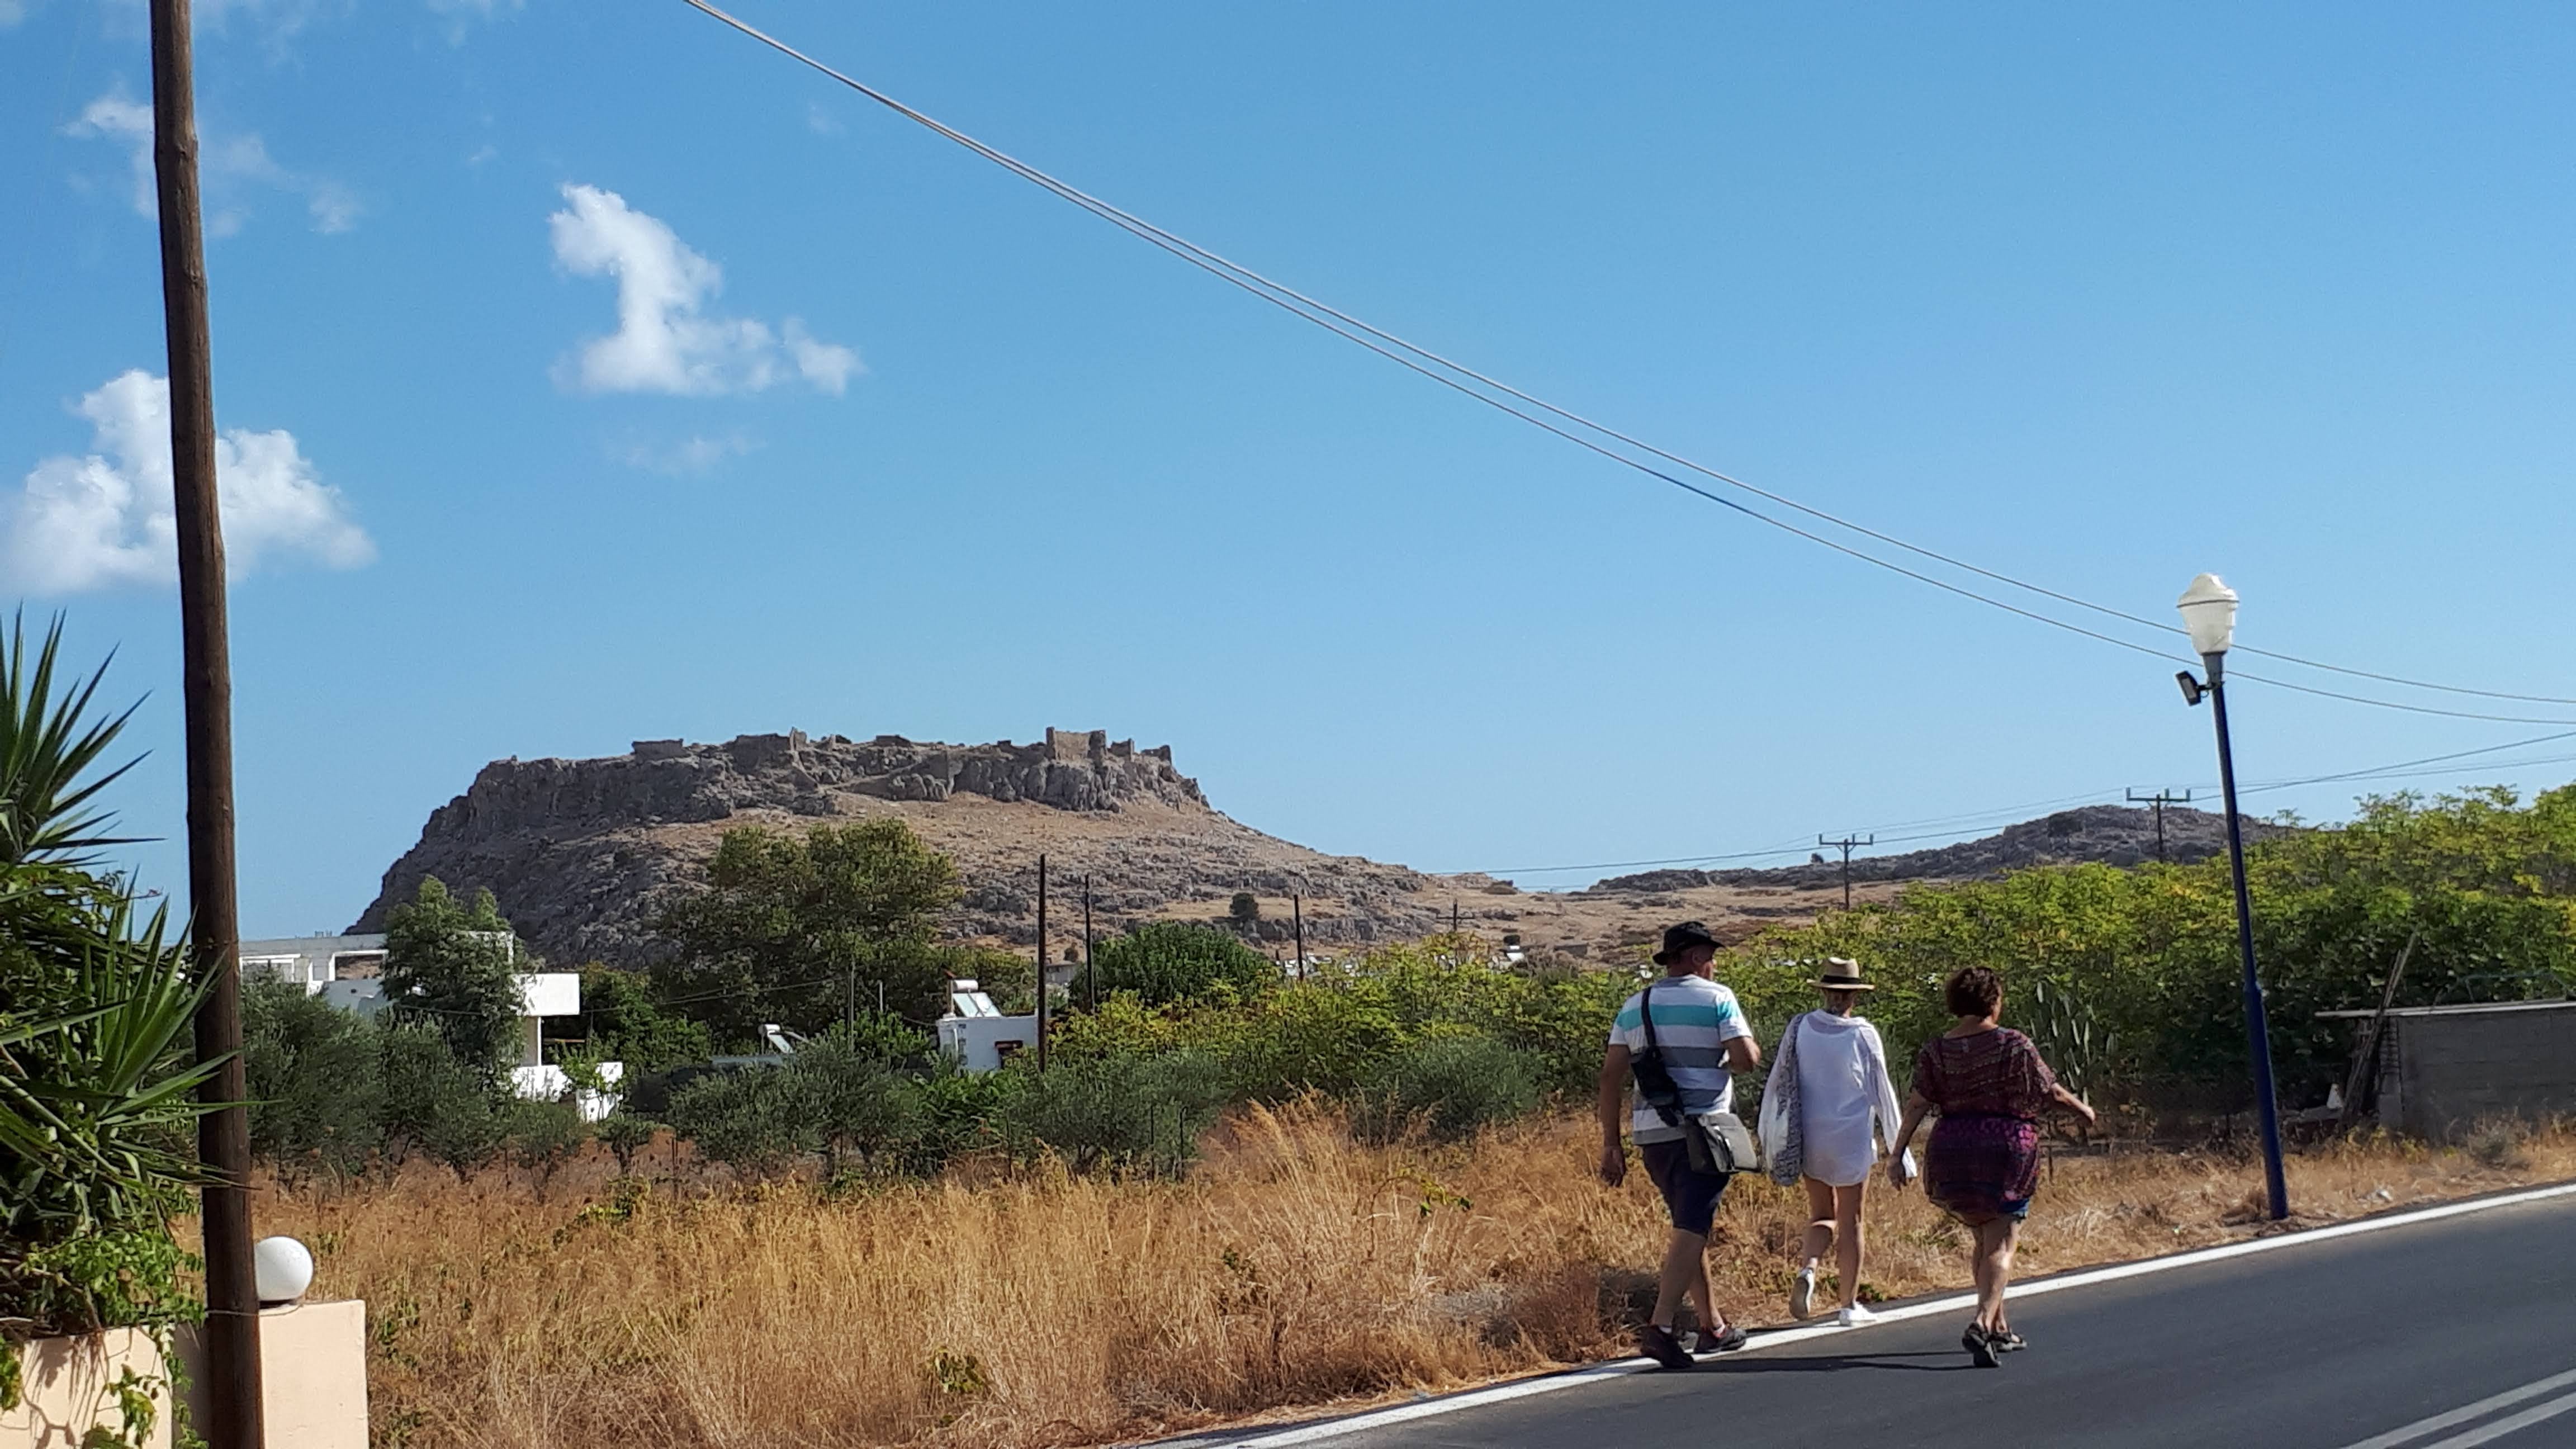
left=1787, top=1012, right=1903, bottom=1187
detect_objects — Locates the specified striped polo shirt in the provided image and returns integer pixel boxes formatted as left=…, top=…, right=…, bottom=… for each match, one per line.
left=1609, top=974, right=1755, bottom=1143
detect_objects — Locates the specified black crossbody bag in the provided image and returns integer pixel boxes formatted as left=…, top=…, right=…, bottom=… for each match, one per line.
left=1635, top=981, right=1759, bottom=1175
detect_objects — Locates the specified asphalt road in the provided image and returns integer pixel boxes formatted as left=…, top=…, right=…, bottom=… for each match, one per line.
left=1296, top=1191, right=2576, bottom=1449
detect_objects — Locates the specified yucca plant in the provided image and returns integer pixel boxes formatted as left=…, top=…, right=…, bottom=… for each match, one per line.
left=0, top=613, right=141, bottom=868
left=0, top=616, right=217, bottom=1344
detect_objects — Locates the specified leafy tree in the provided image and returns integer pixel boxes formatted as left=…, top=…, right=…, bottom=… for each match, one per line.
left=1071, top=920, right=1275, bottom=1007
left=1228, top=892, right=1261, bottom=931
left=951, top=945, right=1035, bottom=1015
left=242, top=976, right=383, bottom=1176
left=655, top=820, right=961, bottom=1040
left=572, top=964, right=713, bottom=1073
left=382, top=877, right=526, bottom=1084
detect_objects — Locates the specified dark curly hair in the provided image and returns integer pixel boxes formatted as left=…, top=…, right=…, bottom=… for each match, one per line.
left=1944, top=966, right=2004, bottom=1019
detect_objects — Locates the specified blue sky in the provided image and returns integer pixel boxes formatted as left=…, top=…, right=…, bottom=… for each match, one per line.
left=5, top=2, right=2575, bottom=936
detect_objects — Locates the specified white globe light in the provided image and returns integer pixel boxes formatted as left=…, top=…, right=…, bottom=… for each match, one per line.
left=2176, top=572, right=2239, bottom=657
left=253, top=1235, right=314, bottom=1304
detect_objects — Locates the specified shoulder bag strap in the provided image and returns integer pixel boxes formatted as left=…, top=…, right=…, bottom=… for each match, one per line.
left=1633, top=981, right=1685, bottom=1129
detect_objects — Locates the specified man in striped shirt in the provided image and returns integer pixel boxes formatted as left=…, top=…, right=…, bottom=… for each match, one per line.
left=1597, top=920, right=1761, bottom=1368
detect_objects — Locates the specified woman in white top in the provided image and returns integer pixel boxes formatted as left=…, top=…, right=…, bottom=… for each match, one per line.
left=1758, top=958, right=1907, bottom=1326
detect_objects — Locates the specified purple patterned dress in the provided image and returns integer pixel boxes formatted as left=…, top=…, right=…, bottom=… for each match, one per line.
left=1912, top=1027, right=2058, bottom=1223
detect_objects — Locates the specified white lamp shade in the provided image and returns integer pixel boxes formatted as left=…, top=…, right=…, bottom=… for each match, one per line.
left=253, top=1235, right=315, bottom=1304
left=2176, top=572, right=2238, bottom=656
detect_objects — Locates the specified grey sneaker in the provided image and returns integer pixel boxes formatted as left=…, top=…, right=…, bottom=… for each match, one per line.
left=1637, top=1323, right=1693, bottom=1371
left=1697, top=1323, right=1749, bottom=1353
left=1790, top=1269, right=1816, bottom=1321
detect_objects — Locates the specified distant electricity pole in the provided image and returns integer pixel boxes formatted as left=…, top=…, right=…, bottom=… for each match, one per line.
left=1034, top=854, right=1048, bottom=1072
left=1819, top=834, right=1874, bottom=910
left=1292, top=890, right=1305, bottom=981
left=2127, top=788, right=2194, bottom=863
left=1081, top=875, right=1095, bottom=1011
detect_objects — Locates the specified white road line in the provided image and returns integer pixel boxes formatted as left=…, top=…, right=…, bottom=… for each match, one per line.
left=2412, top=1388, right=2576, bottom=1449
left=1197, top=1178, right=2576, bottom=1449
left=2338, top=1368, right=2576, bottom=1449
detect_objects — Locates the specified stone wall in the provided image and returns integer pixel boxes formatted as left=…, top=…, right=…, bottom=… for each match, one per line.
left=2379, top=1003, right=2576, bottom=1140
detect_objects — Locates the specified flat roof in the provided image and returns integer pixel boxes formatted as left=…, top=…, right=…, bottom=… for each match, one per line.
left=2316, top=998, right=2576, bottom=1021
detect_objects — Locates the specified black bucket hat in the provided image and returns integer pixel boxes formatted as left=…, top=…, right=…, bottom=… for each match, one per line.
left=1652, top=920, right=1723, bottom=966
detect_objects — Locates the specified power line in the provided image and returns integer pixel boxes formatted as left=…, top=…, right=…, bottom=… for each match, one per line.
left=1462, top=727, right=2576, bottom=880
left=679, top=0, right=2576, bottom=721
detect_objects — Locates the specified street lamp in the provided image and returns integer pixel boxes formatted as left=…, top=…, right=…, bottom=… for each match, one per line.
left=2175, top=572, right=2290, bottom=1221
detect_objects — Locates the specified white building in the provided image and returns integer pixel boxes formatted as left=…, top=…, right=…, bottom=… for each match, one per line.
left=239, top=934, right=389, bottom=992
left=935, top=979, right=1038, bottom=1073
left=249, top=932, right=621, bottom=1119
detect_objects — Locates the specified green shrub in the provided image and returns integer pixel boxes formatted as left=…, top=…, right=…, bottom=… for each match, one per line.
left=593, top=1112, right=660, bottom=1175
left=501, top=1098, right=590, bottom=1176
left=662, top=1022, right=922, bottom=1175
left=242, top=976, right=383, bottom=1176
left=664, top=1067, right=813, bottom=1174
left=1213, top=979, right=1404, bottom=1100
left=375, top=1025, right=508, bottom=1178
left=1356, top=1034, right=1544, bottom=1144
left=1001, top=1051, right=1225, bottom=1172
left=1073, top=921, right=1275, bottom=1007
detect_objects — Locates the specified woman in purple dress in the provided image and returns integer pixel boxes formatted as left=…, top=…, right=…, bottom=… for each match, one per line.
left=1887, top=966, right=2096, bottom=1368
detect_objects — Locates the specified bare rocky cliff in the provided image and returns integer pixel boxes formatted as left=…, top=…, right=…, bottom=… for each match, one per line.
left=352, top=728, right=1450, bottom=969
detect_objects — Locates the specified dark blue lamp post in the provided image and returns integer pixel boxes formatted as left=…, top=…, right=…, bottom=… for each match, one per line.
left=2175, top=572, right=2290, bottom=1221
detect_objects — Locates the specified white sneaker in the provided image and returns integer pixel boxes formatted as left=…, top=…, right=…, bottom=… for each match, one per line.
left=1789, top=1270, right=1816, bottom=1321
left=1836, top=1304, right=1880, bottom=1327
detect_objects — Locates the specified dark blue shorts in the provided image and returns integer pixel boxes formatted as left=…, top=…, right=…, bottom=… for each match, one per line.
left=1640, top=1138, right=1730, bottom=1235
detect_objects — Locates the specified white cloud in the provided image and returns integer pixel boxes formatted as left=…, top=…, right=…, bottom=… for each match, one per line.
left=549, top=183, right=860, bottom=397
left=3, top=371, right=375, bottom=594
left=806, top=103, right=843, bottom=137
left=0, top=1, right=31, bottom=28
left=622, top=432, right=760, bottom=477
left=782, top=319, right=859, bottom=394
left=65, top=91, right=155, bottom=216
left=64, top=87, right=362, bottom=234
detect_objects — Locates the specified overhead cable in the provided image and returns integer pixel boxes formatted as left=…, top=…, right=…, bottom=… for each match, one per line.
left=679, top=0, right=2576, bottom=719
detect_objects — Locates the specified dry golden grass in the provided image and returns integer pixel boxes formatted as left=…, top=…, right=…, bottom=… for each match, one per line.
left=250, top=1109, right=2576, bottom=1449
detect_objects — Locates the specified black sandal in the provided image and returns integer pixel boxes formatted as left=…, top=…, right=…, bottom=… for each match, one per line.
left=1964, top=1325, right=2001, bottom=1368
left=1990, top=1329, right=2027, bottom=1352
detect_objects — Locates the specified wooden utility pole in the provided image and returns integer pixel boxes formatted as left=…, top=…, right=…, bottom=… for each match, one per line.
left=2126, top=788, right=2193, bottom=864
left=1291, top=891, right=1305, bottom=982
left=1033, top=854, right=1048, bottom=1071
left=147, top=0, right=262, bottom=1443
left=1081, top=875, right=1095, bottom=1011
left=1819, top=834, right=1874, bottom=910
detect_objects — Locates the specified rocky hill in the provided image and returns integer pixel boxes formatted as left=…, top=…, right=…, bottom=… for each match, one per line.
left=352, top=728, right=1456, bottom=969
left=1592, top=803, right=2291, bottom=894
left=352, top=734, right=2304, bottom=973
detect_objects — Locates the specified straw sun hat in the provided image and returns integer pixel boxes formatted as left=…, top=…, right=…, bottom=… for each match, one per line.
left=1808, top=957, right=1874, bottom=992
